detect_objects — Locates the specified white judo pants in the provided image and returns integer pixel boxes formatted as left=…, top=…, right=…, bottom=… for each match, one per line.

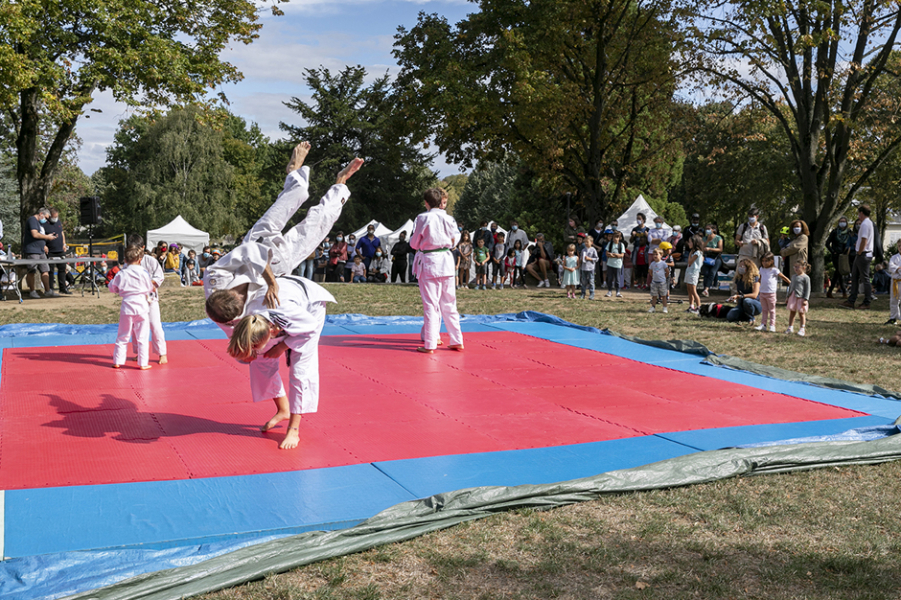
left=248, top=301, right=327, bottom=414
left=419, top=275, right=463, bottom=350
left=115, top=313, right=149, bottom=367
left=131, top=300, right=166, bottom=357
left=243, top=173, right=342, bottom=279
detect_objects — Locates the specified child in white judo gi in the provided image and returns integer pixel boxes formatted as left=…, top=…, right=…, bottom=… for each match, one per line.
left=227, top=275, right=335, bottom=450
left=127, top=233, right=167, bottom=364
left=410, top=188, right=464, bottom=353
left=109, top=245, right=154, bottom=370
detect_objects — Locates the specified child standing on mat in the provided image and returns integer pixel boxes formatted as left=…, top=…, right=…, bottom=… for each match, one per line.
left=109, top=245, right=154, bottom=370
left=785, top=259, right=811, bottom=337
left=410, top=188, right=464, bottom=353
left=647, top=248, right=669, bottom=313
left=756, top=251, right=790, bottom=332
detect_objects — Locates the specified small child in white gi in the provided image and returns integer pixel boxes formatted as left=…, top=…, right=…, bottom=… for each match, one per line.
left=127, top=233, right=167, bottom=364
left=109, top=245, right=154, bottom=369
left=410, top=188, right=464, bottom=353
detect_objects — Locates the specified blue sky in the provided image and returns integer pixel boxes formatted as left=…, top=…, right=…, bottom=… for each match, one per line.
left=75, top=0, right=472, bottom=178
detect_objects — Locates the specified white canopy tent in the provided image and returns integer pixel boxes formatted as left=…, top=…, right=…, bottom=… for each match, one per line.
left=350, top=220, right=392, bottom=241
left=146, top=216, right=210, bottom=254
left=381, top=218, right=415, bottom=254
left=612, top=195, right=672, bottom=244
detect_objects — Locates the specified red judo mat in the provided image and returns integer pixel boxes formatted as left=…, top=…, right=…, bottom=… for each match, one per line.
left=0, top=332, right=864, bottom=490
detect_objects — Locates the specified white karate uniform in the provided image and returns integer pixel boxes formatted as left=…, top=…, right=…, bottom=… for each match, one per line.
left=109, top=266, right=154, bottom=367
left=410, top=208, right=463, bottom=350
left=131, top=255, right=166, bottom=357
left=245, top=276, right=336, bottom=414
left=888, top=253, right=901, bottom=320
left=203, top=167, right=350, bottom=336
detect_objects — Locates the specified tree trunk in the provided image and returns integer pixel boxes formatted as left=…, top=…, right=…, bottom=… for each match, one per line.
left=15, top=87, right=80, bottom=238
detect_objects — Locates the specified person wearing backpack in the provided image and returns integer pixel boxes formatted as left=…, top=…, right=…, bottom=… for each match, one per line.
left=735, top=207, right=769, bottom=267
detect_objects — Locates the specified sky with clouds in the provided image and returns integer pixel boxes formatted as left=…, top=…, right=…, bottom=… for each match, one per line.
left=75, top=0, right=472, bottom=178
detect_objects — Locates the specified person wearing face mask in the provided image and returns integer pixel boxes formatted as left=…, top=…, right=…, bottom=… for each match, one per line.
left=700, top=224, right=723, bottom=297
left=45, top=207, right=71, bottom=295
left=685, top=213, right=703, bottom=239
left=735, top=208, right=769, bottom=267
left=630, top=213, right=650, bottom=289
left=647, top=215, right=669, bottom=256
left=367, top=248, right=391, bottom=283
left=327, top=232, right=348, bottom=282
left=391, top=231, right=411, bottom=283
left=23, top=207, right=58, bottom=298
left=780, top=219, right=809, bottom=277
left=344, top=235, right=357, bottom=282
left=826, top=217, right=852, bottom=298
left=355, top=225, right=381, bottom=271
left=198, top=245, right=215, bottom=274
left=507, top=220, right=529, bottom=251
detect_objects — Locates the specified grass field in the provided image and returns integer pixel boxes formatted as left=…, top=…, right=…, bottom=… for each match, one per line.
left=5, top=282, right=901, bottom=599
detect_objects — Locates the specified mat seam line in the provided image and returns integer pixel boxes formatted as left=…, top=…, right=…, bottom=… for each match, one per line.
left=370, top=462, right=421, bottom=499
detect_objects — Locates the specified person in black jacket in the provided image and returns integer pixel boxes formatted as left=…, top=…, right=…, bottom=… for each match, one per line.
left=826, top=216, right=852, bottom=298
left=391, top=231, right=411, bottom=283
left=46, top=207, right=71, bottom=294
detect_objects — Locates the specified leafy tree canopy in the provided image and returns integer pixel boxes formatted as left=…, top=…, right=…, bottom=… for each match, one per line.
left=393, top=0, right=682, bottom=222
left=1, top=0, right=273, bottom=220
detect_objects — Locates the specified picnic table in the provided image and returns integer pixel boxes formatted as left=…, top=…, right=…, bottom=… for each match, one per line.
left=0, top=257, right=110, bottom=303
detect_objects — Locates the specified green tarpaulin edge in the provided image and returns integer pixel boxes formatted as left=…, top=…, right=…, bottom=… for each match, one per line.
left=67, top=436, right=901, bottom=600
left=64, top=332, right=901, bottom=600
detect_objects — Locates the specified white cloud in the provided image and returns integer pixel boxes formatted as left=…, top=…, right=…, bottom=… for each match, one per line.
left=74, top=90, right=140, bottom=176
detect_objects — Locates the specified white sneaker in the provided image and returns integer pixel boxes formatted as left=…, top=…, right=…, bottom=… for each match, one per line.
left=754, top=324, right=766, bottom=331
left=616, top=292, right=623, bottom=298
left=662, top=307, right=668, bottom=314
left=648, top=307, right=656, bottom=313
left=537, top=280, right=546, bottom=288
left=499, top=284, right=504, bottom=290
left=605, top=291, right=612, bottom=297
left=559, top=282, right=565, bottom=288
left=29, top=290, right=41, bottom=299
left=784, top=326, right=794, bottom=334
left=768, top=326, right=776, bottom=333
left=544, top=280, right=551, bottom=288
left=797, top=328, right=806, bottom=337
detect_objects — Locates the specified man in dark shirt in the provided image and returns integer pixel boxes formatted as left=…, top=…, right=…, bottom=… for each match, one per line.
left=391, top=231, right=411, bottom=283
left=355, top=225, right=381, bottom=271
left=684, top=213, right=703, bottom=240
left=23, top=207, right=58, bottom=298
left=45, top=207, right=70, bottom=294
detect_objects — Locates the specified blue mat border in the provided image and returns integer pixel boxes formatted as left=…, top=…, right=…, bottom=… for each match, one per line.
left=1, top=313, right=899, bottom=600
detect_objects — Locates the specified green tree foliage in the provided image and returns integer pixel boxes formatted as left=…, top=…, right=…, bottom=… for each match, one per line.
left=441, top=173, right=468, bottom=216
left=45, top=159, right=93, bottom=240
left=669, top=101, right=800, bottom=245
left=0, top=155, right=20, bottom=249
left=393, top=0, right=681, bottom=223
left=281, top=66, right=437, bottom=233
left=686, top=0, right=901, bottom=289
left=1, top=0, right=272, bottom=220
left=98, top=106, right=262, bottom=238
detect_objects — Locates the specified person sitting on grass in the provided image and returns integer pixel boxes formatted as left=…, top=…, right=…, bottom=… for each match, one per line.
left=350, top=255, right=366, bottom=283
left=726, top=258, right=762, bottom=324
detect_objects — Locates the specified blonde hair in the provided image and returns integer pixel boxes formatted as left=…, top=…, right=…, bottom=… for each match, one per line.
left=737, top=258, right=760, bottom=285
left=227, top=314, right=272, bottom=362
